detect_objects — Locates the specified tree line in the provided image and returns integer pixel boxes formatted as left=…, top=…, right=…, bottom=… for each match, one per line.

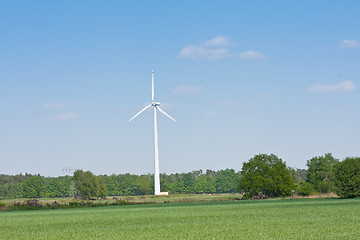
left=239, top=153, right=360, bottom=199
left=1, top=153, right=359, bottom=199
left=0, top=174, right=73, bottom=199
left=0, top=169, right=240, bottom=199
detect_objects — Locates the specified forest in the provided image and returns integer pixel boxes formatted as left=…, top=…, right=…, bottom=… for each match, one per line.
left=1, top=153, right=359, bottom=199
left=0, top=169, right=243, bottom=199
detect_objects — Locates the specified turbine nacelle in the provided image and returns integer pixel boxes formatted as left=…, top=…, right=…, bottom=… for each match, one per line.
left=151, top=101, right=160, bottom=107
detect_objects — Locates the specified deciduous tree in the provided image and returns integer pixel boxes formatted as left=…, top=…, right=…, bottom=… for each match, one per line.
left=306, top=153, right=338, bottom=193
left=215, top=169, right=239, bottom=193
left=21, top=175, right=45, bottom=198
left=73, top=170, right=107, bottom=199
left=239, top=154, right=295, bottom=197
left=334, top=157, right=360, bottom=198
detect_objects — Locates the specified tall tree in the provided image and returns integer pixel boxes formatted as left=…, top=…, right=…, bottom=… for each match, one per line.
left=195, top=174, right=216, bottom=193
left=102, top=174, right=121, bottom=196
left=306, top=153, right=338, bottom=193
left=215, top=169, right=239, bottom=193
left=73, top=170, right=107, bottom=199
left=117, top=173, right=138, bottom=196
left=239, top=154, right=295, bottom=197
left=182, top=172, right=196, bottom=193
left=334, top=157, right=360, bottom=198
left=44, top=177, right=71, bottom=198
left=21, top=175, right=45, bottom=198
left=135, top=176, right=151, bottom=195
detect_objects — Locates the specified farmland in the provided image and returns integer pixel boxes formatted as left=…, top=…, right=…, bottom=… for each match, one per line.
left=1, top=197, right=359, bottom=239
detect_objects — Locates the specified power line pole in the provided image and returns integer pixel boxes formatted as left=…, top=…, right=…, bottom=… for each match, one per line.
left=62, top=166, right=81, bottom=197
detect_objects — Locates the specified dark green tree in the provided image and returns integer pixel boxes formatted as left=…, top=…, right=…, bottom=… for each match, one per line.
left=182, top=172, right=196, bottom=193
left=239, top=154, right=295, bottom=197
left=298, top=182, right=314, bottom=196
left=288, top=167, right=300, bottom=185
left=98, top=177, right=108, bottom=198
left=0, top=182, right=22, bottom=199
left=117, top=173, right=138, bottom=196
left=215, top=169, right=239, bottom=193
left=168, top=173, right=185, bottom=193
left=102, top=174, right=121, bottom=196
left=44, top=176, right=71, bottom=198
left=334, top=157, right=360, bottom=198
left=306, top=153, right=338, bottom=193
left=195, top=174, right=216, bottom=193
left=73, top=170, right=107, bottom=199
left=135, top=176, right=151, bottom=195
left=21, top=175, right=45, bottom=198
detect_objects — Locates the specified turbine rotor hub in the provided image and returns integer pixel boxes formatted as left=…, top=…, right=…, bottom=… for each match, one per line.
left=151, top=102, right=160, bottom=107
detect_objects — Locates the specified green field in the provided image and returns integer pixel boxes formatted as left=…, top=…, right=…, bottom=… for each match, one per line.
left=1, top=198, right=359, bottom=239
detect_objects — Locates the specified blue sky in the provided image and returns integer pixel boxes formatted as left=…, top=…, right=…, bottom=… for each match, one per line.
left=1, top=1, right=359, bottom=176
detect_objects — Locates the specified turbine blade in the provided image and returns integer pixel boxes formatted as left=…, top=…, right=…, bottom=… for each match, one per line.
left=152, top=70, right=154, bottom=101
left=129, top=104, right=152, bottom=122
left=156, top=106, right=176, bottom=122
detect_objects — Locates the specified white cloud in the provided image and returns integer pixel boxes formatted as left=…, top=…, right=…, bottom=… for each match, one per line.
left=179, top=45, right=230, bottom=60
left=308, top=80, right=356, bottom=93
left=238, top=50, right=266, bottom=60
left=203, top=36, right=230, bottom=47
left=173, top=85, right=203, bottom=95
left=179, top=36, right=266, bottom=60
left=339, top=39, right=360, bottom=48
left=43, top=102, right=69, bottom=110
left=46, top=112, right=79, bottom=121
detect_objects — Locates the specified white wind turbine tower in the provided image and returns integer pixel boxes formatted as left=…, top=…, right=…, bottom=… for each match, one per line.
left=129, top=70, right=175, bottom=195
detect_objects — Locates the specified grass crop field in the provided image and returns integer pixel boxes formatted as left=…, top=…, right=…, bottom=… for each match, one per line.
left=1, top=198, right=359, bottom=239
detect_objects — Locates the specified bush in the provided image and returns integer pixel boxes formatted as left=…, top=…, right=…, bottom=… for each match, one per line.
left=298, top=182, right=314, bottom=196
left=334, top=157, right=360, bottom=198
left=251, top=193, right=268, bottom=200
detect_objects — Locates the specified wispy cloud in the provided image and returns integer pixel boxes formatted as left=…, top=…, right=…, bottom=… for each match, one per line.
left=321, top=39, right=360, bottom=51
left=179, top=45, right=230, bottom=60
left=46, top=112, right=79, bottom=121
left=238, top=50, right=266, bottom=60
left=179, top=36, right=265, bottom=60
left=308, top=80, right=356, bottom=93
left=339, top=39, right=360, bottom=48
left=43, top=102, right=69, bottom=110
left=203, top=36, right=230, bottom=47
left=173, top=85, right=203, bottom=95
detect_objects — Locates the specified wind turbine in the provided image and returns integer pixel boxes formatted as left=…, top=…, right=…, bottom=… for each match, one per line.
left=129, top=70, right=175, bottom=195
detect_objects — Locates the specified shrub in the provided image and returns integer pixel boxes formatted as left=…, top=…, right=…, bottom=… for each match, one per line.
left=298, top=182, right=314, bottom=196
